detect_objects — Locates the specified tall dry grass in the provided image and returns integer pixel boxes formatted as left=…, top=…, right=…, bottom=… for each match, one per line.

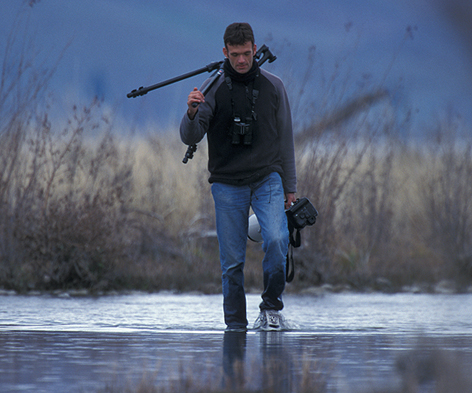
left=1, top=97, right=471, bottom=293
left=291, top=111, right=472, bottom=292
left=0, top=99, right=224, bottom=292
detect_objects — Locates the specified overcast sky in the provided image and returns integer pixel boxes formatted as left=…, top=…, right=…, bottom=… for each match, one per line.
left=2, top=0, right=471, bottom=133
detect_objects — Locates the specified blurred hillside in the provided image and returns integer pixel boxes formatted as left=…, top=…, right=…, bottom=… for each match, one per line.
left=1, top=0, right=471, bottom=133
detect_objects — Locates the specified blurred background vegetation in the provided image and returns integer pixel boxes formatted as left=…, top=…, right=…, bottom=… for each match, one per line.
left=1, top=8, right=471, bottom=295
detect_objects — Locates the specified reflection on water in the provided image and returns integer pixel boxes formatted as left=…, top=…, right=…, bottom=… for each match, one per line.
left=1, top=293, right=472, bottom=392
left=223, top=331, right=246, bottom=389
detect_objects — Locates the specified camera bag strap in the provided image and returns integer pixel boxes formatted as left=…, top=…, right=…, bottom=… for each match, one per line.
left=286, top=222, right=301, bottom=282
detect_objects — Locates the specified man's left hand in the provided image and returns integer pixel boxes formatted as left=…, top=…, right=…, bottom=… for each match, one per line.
left=285, top=193, right=297, bottom=210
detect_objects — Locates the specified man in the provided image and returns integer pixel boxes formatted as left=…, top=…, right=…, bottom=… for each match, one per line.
left=180, top=22, right=297, bottom=331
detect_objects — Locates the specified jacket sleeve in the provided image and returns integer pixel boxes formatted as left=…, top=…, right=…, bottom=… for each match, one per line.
left=276, top=78, right=297, bottom=194
left=179, top=76, right=218, bottom=145
left=180, top=111, right=206, bottom=146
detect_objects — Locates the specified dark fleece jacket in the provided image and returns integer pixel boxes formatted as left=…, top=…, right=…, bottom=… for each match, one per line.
left=180, top=64, right=296, bottom=194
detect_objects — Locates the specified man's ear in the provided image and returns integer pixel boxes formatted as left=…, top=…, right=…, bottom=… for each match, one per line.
left=223, top=47, right=228, bottom=58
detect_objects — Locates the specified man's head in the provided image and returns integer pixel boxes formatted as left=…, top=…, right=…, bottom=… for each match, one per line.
left=224, top=22, right=255, bottom=47
left=223, top=23, right=257, bottom=74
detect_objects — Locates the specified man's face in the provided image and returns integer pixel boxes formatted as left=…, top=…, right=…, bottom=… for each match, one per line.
left=223, top=41, right=257, bottom=74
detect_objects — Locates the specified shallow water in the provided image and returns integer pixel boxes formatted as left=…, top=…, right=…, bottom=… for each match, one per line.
left=1, top=292, right=472, bottom=392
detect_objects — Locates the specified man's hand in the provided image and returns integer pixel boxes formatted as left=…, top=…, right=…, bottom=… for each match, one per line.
left=187, top=87, right=205, bottom=120
left=285, top=193, right=297, bottom=210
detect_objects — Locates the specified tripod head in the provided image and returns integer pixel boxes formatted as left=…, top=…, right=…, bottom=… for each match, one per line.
left=255, top=44, right=277, bottom=65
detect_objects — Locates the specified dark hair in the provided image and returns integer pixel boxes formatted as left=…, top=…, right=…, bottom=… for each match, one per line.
left=224, top=23, right=255, bottom=47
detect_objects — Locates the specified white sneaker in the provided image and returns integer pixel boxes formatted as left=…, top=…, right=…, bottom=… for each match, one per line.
left=253, top=311, right=267, bottom=330
left=254, top=310, right=285, bottom=331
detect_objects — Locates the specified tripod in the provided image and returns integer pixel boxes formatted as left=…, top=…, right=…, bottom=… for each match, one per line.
left=127, top=45, right=277, bottom=163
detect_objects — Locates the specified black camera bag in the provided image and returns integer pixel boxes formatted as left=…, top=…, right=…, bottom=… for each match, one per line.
left=285, top=197, right=318, bottom=282
left=286, top=197, right=318, bottom=230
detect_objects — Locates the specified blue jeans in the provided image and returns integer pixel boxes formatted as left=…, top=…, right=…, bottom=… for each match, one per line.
left=211, top=172, right=289, bottom=329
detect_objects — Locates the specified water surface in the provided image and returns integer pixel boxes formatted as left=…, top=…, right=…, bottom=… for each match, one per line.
left=1, top=292, right=472, bottom=392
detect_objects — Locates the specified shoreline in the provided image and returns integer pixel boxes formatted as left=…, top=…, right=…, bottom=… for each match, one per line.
left=2, top=279, right=472, bottom=298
